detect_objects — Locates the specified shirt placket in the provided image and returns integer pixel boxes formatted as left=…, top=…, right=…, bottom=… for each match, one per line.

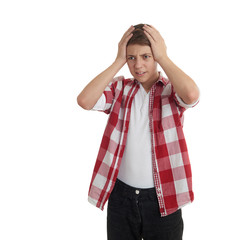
left=149, top=84, right=167, bottom=216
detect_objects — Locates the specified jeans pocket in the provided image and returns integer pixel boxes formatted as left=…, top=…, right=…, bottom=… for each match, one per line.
left=163, top=209, right=183, bottom=231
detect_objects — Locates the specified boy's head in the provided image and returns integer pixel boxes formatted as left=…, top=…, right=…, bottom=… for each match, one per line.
left=127, top=24, right=151, bottom=47
left=126, top=24, right=159, bottom=91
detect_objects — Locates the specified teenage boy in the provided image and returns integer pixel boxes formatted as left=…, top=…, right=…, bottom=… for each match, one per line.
left=77, top=24, right=199, bottom=240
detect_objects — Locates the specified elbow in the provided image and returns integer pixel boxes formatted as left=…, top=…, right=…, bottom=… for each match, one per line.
left=184, top=88, right=200, bottom=105
left=77, top=96, right=92, bottom=110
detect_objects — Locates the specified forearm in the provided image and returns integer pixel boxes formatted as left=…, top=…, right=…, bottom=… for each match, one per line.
left=77, top=60, right=125, bottom=110
left=158, top=56, right=199, bottom=104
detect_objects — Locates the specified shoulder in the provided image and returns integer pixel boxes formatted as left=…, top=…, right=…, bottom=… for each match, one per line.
left=159, top=73, right=172, bottom=96
left=112, top=76, right=138, bottom=89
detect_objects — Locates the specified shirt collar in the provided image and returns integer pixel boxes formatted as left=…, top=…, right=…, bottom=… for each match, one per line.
left=156, top=71, right=168, bottom=86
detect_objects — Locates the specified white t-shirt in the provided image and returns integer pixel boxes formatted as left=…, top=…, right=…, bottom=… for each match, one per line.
left=93, top=83, right=154, bottom=188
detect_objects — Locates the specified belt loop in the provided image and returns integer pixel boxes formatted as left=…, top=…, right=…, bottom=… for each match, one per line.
left=114, top=178, right=120, bottom=193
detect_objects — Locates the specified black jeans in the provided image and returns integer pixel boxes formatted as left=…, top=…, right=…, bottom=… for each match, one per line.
left=107, top=179, right=183, bottom=240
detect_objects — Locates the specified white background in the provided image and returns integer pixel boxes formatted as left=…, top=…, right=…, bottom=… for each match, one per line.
left=1, top=0, right=239, bottom=239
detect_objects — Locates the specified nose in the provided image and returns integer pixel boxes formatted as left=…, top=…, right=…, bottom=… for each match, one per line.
left=135, top=57, right=143, bottom=68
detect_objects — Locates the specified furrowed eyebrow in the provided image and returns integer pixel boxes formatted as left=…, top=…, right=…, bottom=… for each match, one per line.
left=127, top=53, right=152, bottom=57
left=142, top=53, right=152, bottom=56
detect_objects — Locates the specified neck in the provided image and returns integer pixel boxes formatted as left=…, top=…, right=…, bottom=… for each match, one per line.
left=141, top=72, right=159, bottom=93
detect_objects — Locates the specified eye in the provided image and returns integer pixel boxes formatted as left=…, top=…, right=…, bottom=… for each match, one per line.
left=144, top=55, right=150, bottom=59
left=128, top=56, right=135, bottom=60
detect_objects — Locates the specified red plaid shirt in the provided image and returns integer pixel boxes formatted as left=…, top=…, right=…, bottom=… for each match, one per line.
left=88, top=72, right=199, bottom=216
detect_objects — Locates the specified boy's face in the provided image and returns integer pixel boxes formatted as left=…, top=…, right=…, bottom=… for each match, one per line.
left=126, top=44, right=159, bottom=91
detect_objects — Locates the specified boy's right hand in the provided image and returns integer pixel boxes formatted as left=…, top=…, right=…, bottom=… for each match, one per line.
left=115, top=26, right=134, bottom=65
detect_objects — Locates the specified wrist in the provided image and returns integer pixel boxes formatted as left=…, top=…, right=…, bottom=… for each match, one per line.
left=157, top=54, right=170, bottom=64
left=156, top=54, right=170, bottom=65
left=113, top=58, right=126, bottom=68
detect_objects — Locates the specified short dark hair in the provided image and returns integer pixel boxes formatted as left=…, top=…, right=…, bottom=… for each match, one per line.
left=127, top=23, right=151, bottom=47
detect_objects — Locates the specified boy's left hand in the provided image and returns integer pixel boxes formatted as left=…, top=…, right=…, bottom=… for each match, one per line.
left=143, top=25, right=168, bottom=64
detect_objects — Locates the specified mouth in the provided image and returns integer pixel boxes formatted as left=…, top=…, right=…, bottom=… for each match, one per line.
left=135, top=71, right=146, bottom=77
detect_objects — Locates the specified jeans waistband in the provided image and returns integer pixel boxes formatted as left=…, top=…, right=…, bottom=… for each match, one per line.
left=114, top=178, right=157, bottom=200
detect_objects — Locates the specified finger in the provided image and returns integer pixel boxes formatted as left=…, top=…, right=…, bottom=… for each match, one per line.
left=122, top=32, right=133, bottom=45
left=146, top=24, right=158, bottom=31
left=119, top=33, right=133, bottom=47
left=143, top=29, right=155, bottom=44
left=143, top=25, right=163, bottom=41
left=143, top=24, right=157, bottom=31
left=143, top=25, right=156, bottom=40
left=122, top=25, right=135, bottom=39
left=119, top=26, right=134, bottom=44
left=143, top=24, right=153, bottom=31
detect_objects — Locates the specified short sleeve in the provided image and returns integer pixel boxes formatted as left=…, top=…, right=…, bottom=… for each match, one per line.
left=90, top=76, right=124, bottom=114
left=91, top=94, right=106, bottom=111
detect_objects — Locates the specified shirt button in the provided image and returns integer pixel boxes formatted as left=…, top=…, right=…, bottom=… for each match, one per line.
left=135, top=190, right=140, bottom=194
